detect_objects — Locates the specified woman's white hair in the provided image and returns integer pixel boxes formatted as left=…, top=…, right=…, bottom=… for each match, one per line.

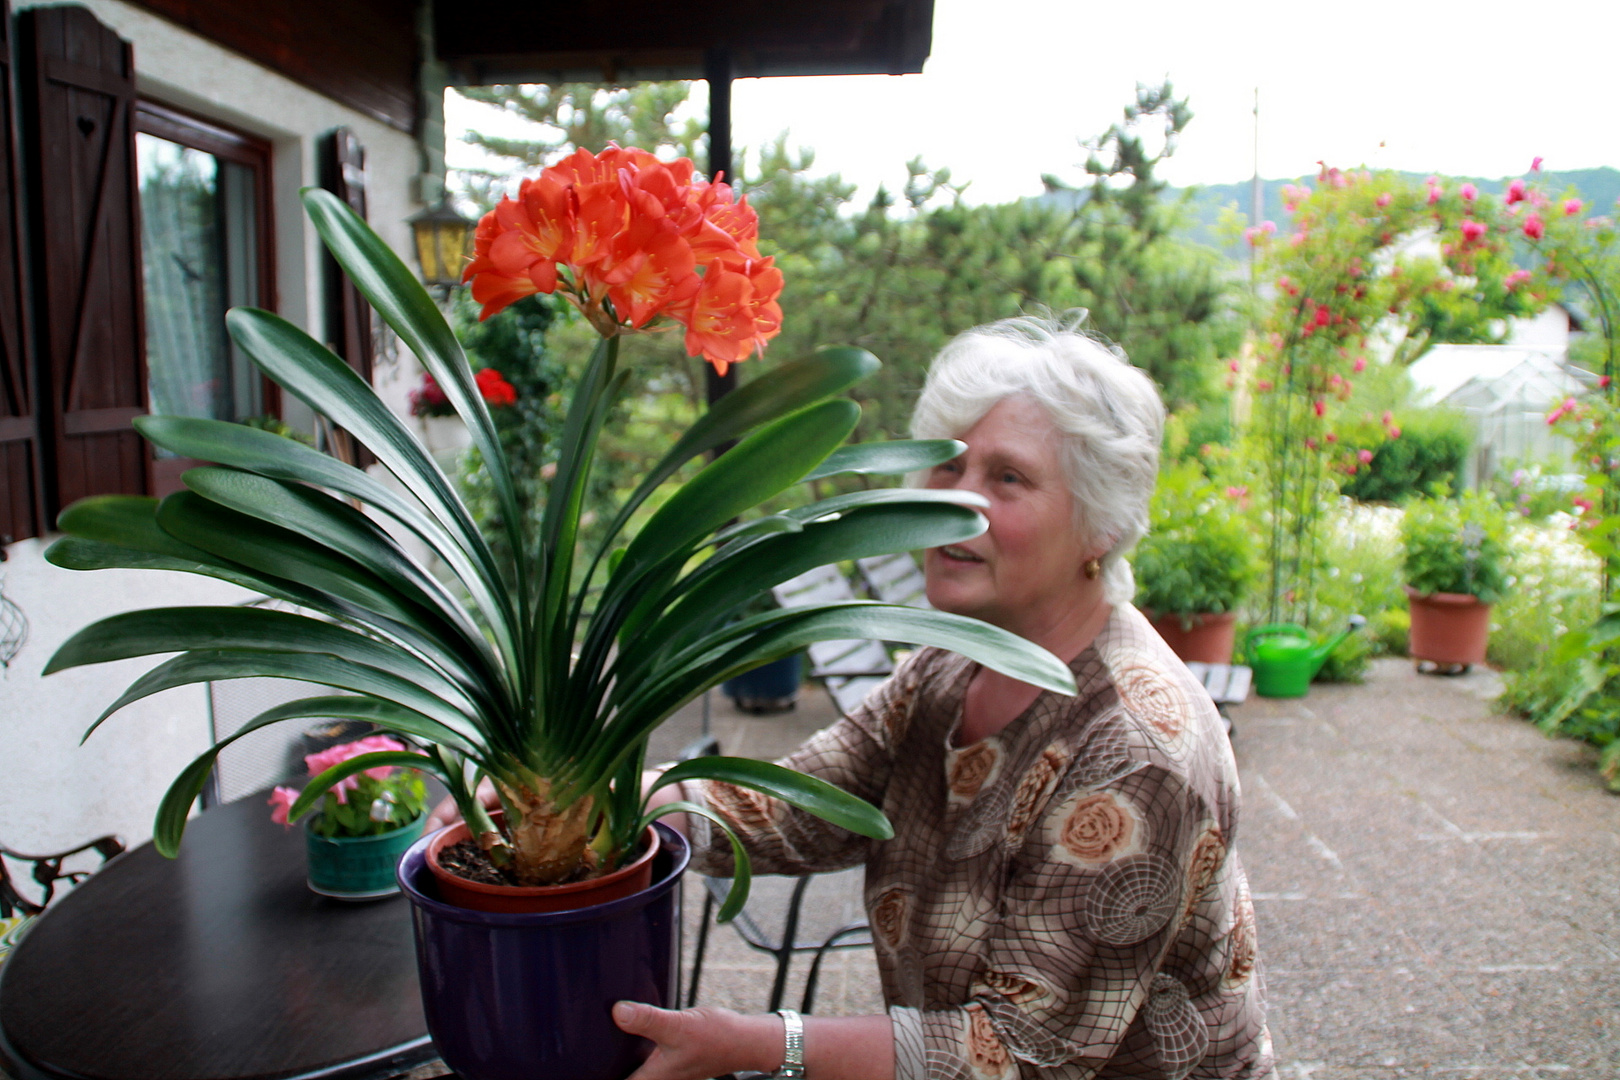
left=910, top=313, right=1165, bottom=606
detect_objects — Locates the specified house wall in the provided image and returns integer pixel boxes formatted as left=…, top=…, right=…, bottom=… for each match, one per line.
left=2, top=0, right=426, bottom=860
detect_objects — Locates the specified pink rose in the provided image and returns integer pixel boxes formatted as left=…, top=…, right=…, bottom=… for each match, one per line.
left=268, top=786, right=299, bottom=826
left=1565, top=198, right=1583, bottom=216
left=303, top=734, right=411, bottom=801
left=1505, top=269, right=1532, bottom=289
left=1506, top=179, right=1527, bottom=205
left=1375, top=192, right=1392, bottom=208
left=1353, top=356, right=1367, bottom=373
left=1524, top=213, right=1545, bottom=240
left=1532, top=156, right=1544, bottom=172
left=1460, top=183, right=1478, bottom=202
left=1461, top=220, right=1486, bottom=243
left=1358, top=449, right=1374, bottom=464
left=1427, top=185, right=1442, bottom=205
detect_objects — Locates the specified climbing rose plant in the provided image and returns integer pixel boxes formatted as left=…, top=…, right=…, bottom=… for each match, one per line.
left=1243, top=165, right=1543, bottom=625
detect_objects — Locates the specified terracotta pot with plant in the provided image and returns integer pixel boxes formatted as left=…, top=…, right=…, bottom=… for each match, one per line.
left=1401, top=490, right=1509, bottom=672
left=42, top=150, right=1076, bottom=1080
left=1134, top=459, right=1257, bottom=664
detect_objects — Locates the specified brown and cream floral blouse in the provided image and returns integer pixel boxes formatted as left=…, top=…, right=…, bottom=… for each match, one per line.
left=686, top=603, right=1275, bottom=1080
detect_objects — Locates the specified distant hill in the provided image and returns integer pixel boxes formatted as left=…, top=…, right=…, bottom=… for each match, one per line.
left=1167, top=167, right=1620, bottom=258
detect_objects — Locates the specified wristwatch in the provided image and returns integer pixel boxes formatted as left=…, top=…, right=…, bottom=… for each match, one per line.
left=774, top=1008, right=805, bottom=1079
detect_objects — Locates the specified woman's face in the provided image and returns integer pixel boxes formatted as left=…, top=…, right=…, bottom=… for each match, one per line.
left=922, top=395, right=1095, bottom=633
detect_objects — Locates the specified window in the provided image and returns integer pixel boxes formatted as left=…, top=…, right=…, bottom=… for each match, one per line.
left=134, top=103, right=275, bottom=493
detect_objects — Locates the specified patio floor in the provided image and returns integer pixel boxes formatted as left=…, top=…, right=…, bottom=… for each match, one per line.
left=657, top=657, right=1620, bottom=1077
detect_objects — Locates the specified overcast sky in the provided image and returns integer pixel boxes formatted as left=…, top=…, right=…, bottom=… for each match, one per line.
left=447, top=0, right=1620, bottom=207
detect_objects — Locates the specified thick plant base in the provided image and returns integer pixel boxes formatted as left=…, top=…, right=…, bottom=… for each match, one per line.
left=1146, top=610, right=1237, bottom=665
left=1406, top=586, right=1491, bottom=667
left=399, top=823, right=688, bottom=1080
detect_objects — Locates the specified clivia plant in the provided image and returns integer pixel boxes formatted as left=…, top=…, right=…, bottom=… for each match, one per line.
left=43, top=146, right=1075, bottom=918
left=268, top=734, right=428, bottom=838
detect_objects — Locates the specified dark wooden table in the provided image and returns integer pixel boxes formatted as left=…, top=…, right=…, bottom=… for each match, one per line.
left=0, top=793, right=438, bottom=1080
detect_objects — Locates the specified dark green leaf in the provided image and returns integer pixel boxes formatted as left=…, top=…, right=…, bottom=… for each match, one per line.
left=652, top=757, right=891, bottom=839
left=638, top=800, right=753, bottom=922
left=802, top=439, right=965, bottom=483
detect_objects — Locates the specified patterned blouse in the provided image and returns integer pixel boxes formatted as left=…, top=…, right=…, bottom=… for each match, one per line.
left=686, top=604, right=1275, bottom=1080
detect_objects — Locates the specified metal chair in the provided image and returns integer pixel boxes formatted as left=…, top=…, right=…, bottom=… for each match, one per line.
left=1, top=834, right=124, bottom=917
left=686, top=868, right=873, bottom=1014
left=685, top=563, right=884, bottom=1013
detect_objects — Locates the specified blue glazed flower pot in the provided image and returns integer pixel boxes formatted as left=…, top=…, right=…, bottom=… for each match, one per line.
left=305, top=813, right=426, bottom=899
left=398, top=822, right=689, bottom=1080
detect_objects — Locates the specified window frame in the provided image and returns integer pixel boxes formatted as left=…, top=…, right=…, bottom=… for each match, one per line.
left=133, top=100, right=277, bottom=496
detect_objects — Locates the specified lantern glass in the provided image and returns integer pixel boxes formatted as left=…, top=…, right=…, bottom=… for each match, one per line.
left=408, top=200, right=474, bottom=289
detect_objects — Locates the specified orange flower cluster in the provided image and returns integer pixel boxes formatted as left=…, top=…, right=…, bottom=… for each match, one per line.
left=462, top=146, right=783, bottom=374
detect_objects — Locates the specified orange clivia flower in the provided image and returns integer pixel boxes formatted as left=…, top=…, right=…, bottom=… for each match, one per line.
left=674, top=253, right=784, bottom=375
left=462, top=145, right=783, bottom=371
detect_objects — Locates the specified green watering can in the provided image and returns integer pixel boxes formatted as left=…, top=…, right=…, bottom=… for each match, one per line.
left=1244, top=615, right=1366, bottom=698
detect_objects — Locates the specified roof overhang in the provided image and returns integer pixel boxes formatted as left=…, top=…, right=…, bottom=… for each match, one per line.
left=433, top=0, right=935, bottom=85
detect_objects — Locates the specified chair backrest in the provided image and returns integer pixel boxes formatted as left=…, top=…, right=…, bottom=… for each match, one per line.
left=203, top=676, right=338, bottom=807
left=855, top=552, right=930, bottom=609
left=772, top=565, right=894, bottom=717
left=0, top=835, right=124, bottom=917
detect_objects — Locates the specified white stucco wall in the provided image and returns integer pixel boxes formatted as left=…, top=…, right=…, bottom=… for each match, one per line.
left=2, top=0, right=427, bottom=860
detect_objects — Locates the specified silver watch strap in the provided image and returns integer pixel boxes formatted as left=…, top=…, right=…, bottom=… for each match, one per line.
left=775, top=1008, right=805, bottom=1079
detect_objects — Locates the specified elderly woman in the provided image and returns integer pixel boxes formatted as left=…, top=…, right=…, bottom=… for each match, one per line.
left=617, top=315, right=1273, bottom=1080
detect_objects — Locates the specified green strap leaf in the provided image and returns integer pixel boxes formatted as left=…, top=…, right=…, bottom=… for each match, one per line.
left=802, top=439, right=966, bottom=483
left=287, top=750, right=446, bottom=824
left=181, top=466, right=501, bottom=687
left=134, top=415, right=515, bottom=652
left=224, top=307, right=508, bottom=598
left=299, top=187, right=525, bottom=580
left=579, top=602, right=1076, bottom=791
left=600, top=347, right=880, bottom=552
left=637, top=800, right=752, bottom=923
left=46, top=607, right=466, bottom=707
left=83, top=649, right=483, bottom=748
left=622, top=501, right=986, bottom=676
left=652, top=757, right=892, bottom=840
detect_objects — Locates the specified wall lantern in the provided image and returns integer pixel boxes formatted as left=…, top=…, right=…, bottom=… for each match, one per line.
left=408, top=198, right=475, bottom=292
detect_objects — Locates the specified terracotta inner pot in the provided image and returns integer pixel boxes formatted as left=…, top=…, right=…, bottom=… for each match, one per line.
left=425, top=815, right=661, bottom=915
left=1405, top=585, right=1492, bottom=666
left=1146, top=610, right=1238, bottom=665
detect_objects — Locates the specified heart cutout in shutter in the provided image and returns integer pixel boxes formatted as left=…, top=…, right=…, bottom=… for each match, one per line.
left=76, top=116, right=96, bottom=137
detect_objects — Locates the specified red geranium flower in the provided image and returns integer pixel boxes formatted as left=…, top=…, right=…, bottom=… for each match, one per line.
left=475, top=368, right=518, bottom=407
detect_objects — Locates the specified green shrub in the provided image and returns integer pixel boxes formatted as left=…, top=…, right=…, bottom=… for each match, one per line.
left=1341, top=408, right=1470, bottom=503
left=1135, top=460, right=1257, bottom=619
left=1368, top=606, right=1410, bottom=657
left=1401, top=490, right=1510, bottom=602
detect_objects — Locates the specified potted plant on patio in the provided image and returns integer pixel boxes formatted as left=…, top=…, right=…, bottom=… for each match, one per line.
left=267, top=734, right=429, bottom=900
left=42, top=147, right=1076, bottom=1080
left=1135, top=460, right=1257, bottom=663
left=1401, top=489, right=1509, bottom=672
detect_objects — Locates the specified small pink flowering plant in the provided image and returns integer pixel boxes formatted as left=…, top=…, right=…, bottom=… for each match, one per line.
left=269, top=734, right=429, bottom=838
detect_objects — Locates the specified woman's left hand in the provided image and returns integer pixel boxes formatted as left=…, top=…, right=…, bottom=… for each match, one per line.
left=613, top=1001, right=779, bottom=1080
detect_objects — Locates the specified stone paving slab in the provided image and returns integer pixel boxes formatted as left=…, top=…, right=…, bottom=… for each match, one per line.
left=659, top=658, right=1620, bottom=1076
left=1233, top=658, right=1620, bottom=1078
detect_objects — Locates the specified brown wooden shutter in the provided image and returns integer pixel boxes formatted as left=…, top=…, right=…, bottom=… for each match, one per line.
left=319, top=126, right=373, bottom=467
left=19, top=6, right=146, bottom=518
left=0, top=0, right=43, bottom=543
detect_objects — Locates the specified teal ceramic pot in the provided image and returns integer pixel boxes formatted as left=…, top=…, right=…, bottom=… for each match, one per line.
left=305, top=813, right=426, bottom=900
